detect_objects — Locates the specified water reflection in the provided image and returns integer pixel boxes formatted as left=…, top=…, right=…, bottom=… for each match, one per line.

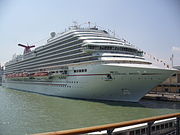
left=0, top=87, right=180, bottom=135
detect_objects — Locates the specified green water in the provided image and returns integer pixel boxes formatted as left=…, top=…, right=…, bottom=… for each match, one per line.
left=0, top=86, right=180, bottom=135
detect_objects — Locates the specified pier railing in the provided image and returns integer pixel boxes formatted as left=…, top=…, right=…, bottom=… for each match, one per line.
left=33, top=113, right=180, bottom=135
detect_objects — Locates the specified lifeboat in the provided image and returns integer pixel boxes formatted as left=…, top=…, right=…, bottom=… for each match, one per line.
left=19, top=73, right=23, bottom=77
left=33, top=73, right=39, bottom=77
left=22, top=73, right=29, bottom=77
left=39, top=72, right=48, bottom=76
left=30, top=73, right=35, bottom=77
left=9, top=74, right=13, bottom=78
left=33, top=72, right=48, bottom=77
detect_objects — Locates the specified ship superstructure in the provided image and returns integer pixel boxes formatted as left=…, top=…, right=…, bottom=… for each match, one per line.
left=2, top=23, right=176, bottom=102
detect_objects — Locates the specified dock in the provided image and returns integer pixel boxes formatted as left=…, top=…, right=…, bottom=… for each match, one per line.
left=143, top=92, right=180, bottom=102
left=147, top=66, right=180, bottom=102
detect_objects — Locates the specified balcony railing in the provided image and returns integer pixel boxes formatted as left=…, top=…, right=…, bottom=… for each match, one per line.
left=33, top=113, right=180, bottom=135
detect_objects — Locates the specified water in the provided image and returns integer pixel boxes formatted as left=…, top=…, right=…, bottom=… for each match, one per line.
left=0, top=86, right=180, bottom=135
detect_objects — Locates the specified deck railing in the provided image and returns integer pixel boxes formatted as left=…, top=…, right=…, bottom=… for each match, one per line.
left=33, top=113, right=180, bottom=135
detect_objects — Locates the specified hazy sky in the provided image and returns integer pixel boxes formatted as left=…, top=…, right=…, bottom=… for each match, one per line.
left=0, top=0, right=180, bottom=66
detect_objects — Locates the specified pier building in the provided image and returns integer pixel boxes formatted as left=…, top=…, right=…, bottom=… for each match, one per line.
left=152, top=66, right=180, bottom=93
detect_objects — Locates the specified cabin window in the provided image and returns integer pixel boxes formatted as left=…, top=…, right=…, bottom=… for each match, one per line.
left=74, top=69, right=87, bottom=73
left=86, top=45, right=141, bottom=56
left=64, top=70, right=67, bottom=74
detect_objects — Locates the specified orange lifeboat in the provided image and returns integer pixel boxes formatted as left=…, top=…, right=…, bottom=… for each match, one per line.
left=33, top=72, right=48, bottom=77
left=33, top=73, right=39, bottom=77
left=22, top=73, right=29, bottom=77
left=19, top=73, right=23, bottom=77
left=39, top=72, right=48, bottom=76
left=29, top=73, right=35, bottom=77
left=12, top=74, right=15, bottom=78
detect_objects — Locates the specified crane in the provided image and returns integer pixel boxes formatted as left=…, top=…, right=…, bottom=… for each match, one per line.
left=18, top=44, right=35, bottom=54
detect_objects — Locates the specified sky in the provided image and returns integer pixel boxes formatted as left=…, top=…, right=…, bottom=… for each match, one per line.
left=0, top=0, right=180, bottom=67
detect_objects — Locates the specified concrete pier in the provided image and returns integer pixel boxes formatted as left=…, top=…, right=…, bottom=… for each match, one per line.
left=143, top=92, right=180, bottom=102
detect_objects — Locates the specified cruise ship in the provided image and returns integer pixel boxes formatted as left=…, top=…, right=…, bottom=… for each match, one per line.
left=2, top=23, right=176, bottom=102
left=0, top=64, right=4, bottom=85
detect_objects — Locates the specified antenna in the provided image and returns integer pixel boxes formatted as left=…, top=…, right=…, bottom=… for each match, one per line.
left=171, top=54, right=174, bottom=68
left=88, top=21, right=90, bottom=28
left=73, top=21, right=78, bottom=26
left=113, top=30, right=115, bottom=37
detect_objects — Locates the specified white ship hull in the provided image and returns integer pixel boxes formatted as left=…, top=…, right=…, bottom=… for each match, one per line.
left=2, top=63, right=175, bottom=102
